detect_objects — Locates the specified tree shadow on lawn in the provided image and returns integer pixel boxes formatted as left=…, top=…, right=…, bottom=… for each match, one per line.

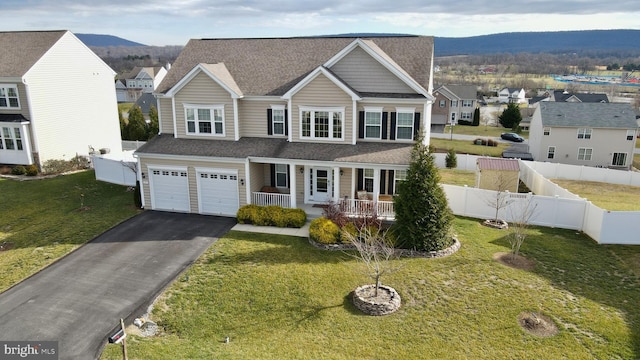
left=490, top=228, right=640, bottom=357
left=219, top=230, right=351, bottom=265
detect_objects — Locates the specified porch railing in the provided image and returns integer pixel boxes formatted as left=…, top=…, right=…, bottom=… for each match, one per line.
left=338, top=199, right=395, bottom=219
left=252, top=191, right=291, bottom=208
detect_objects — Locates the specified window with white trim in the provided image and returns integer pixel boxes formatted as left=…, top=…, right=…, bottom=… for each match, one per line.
left=2, top=127, right=15, bottom=150
left=450, top=100, right=458, bottom=107
left=462, top=100, right=473, bottom=107
left=577, top=147, right=592, bottom=161
left=396, top=108, right=414, bottom=140
left=363, top=168, right=374, bottom=192
left=185, top=105, right=224, bottom=136
left=0, top=85, right=20, bottom=109
left=543, top=127, right=550, bottom=135
left=394, top=169, right=407, bottom=194
left=577, top=128, right=592, bottom=139
left=275, top=164, right=288, bottom=188
left=364, top=107, right=382, bottom=139
left=439, top=100, right=446, bottom=107
left=271, top=106, right=285, bottom=136
left=547, top=146, right=555, bottom=159
left=612, top=152, right=627, bottom=166
left=626, top=130, right=635, bottom=141
left=461, top=112, right=472, bottom=120
left=300, top=107, right=343, bottom=140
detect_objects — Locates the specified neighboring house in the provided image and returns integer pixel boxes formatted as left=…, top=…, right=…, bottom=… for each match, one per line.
left=432, top=84, right=477, bottom=132
left=122, top=66, right=168, bottom=102
left=528, top=102, right=637, bottom=169
left=498, top=87, right=526, bottom=104
left=475, top=158, right=520, bottom=192
left=0, top=30, right=122, bottom=168
left=135, top=36, right=435, bottom=217
left=529, top=90, right=609, bottom=105
left=115, top=79, right=128, bottom=103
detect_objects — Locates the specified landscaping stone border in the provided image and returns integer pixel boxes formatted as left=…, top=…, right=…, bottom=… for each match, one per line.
left=352, top=284, right=401, bottom=316
left=308, top=237, right=461, bottom=258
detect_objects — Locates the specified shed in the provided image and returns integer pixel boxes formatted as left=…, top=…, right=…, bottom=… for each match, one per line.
left=476, top=158, right=520, bottom=192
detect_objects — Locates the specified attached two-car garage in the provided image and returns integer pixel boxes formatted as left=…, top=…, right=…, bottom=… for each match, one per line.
left=148, top=166, right=239, bottom=216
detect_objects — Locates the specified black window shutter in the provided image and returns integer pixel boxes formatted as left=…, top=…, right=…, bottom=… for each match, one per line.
left=270, top=164, right=276, bottom=187
left=358, top=111, right=365, bottom=139
left=380, top=170, right=387, bottom=194
left=413, top=113, right=421, bottom=140
left=390, top=112, right=397, bottom=140
left=284, top=109, right=288, bottom=136
left=357, top=168, right=364, bottom=191
left=381, top=112, right=388, bottom=139
left=388, top=170, right=395, bottom=194
left=267, top=109, right=273, bottom=135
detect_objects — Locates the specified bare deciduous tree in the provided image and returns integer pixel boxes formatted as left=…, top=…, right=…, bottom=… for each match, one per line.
left=508, top=197, right=538, bottom=257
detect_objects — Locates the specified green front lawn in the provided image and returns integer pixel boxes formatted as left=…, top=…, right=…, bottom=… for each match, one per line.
left=0, top=171, right=140, bottom=292
left=431, top=138, right=508, bottom=157
left=102, top=220, right=640, bottom=359
left=444, top=124, right=527, bottom=139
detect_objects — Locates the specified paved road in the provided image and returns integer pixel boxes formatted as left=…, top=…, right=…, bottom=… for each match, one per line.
left=0, top=211, right=235, bottom=360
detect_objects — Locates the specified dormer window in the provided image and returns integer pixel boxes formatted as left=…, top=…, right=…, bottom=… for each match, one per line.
left=0, top=85, right=20, bottom=109
left=185, top=105, right=225, bottom=136
left=300, top=106, right=344, bottom=140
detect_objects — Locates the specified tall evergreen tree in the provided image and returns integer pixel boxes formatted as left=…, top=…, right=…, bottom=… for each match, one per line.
left=147, top=105, right=159, bottom=140
left=472, top=107, right=480, bottom=126
left=498, top=103, right=522, bottom=130
left=394, top=138, right=454, bottom=251
left=126, top=105, right=147, bottom=140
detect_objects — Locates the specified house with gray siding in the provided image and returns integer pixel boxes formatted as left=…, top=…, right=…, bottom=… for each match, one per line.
left=432, top=84, right=477, bottom=132
left=0, top=30, right=122, bottom=168
left=529, top=102, right=637, bottom=169
left=135, top=36, right=435, bottom=217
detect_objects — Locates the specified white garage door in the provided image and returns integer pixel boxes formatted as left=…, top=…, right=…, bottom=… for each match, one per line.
left=197, top=169, right=239, bottom=216
left=149, top=168, right=190, bottom=212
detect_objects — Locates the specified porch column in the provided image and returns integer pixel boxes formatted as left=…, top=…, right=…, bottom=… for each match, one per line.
left=289, top=164, right=297, bottom=208
left=245, top=159, right=252, bottom=205
left=373, top=169, right=380, bottom=204
left=333, top=166, right=341, bottom=202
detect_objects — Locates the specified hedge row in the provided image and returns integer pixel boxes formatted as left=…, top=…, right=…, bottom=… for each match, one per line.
left=236, top=205, right=307, bottom=228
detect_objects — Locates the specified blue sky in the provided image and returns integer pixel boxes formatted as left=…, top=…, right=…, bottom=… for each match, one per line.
left=1, top=0, right=639, bottom=46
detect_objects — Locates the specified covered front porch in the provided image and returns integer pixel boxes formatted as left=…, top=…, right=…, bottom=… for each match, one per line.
left=247, top=161, right=403, bottom=220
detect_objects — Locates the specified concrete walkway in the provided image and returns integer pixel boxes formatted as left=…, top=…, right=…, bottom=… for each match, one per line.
left=231, top=222, right=310, bottom=238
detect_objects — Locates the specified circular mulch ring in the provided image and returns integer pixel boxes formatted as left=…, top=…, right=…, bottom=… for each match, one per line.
left=517, top=311, right=559, bottom=337
left=493, top=252, right=536, bottom=271
left=352, top=284, right=401, bottom=316
left=482, top=219, right=509, bottom=229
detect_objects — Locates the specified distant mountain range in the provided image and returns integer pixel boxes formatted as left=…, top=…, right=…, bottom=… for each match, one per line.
left=77, top=33, right=146, bottom=47
left=78, top=29, right=640, bottom=57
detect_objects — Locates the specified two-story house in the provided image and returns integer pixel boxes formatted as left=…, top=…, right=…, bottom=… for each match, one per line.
left=122, top=66, right=168, bottom=102
left=0, top=30, right=122, bottom=168
left=432, top=84, right=477, bottom=132
left=498, top=87, right=526, bottom=104
left=529, top=102, right=637, bottom=169
left=135, top=36, right=435, bottom=217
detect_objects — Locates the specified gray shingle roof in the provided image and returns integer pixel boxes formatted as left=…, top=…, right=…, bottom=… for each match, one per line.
left=438, top=84, right=477, bottom=100
left=539, top=102, right=637, bottom=128
left=136, top=135, right=412, bottom=165
left=553, top=90, right=609, bottom=103
left=0, top=30, right=66, bottom=77
left=156, top=36, right=433, bottom=96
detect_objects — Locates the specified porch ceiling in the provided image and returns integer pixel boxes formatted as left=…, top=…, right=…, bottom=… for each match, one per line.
left=136, top=135, right=412, bottom=165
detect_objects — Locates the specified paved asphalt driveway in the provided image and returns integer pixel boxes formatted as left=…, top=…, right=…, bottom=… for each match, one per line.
left=0, top=211, right=235, bottom=360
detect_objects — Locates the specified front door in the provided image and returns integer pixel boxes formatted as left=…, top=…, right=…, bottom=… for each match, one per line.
left=311, top=167, right=332, bottom=203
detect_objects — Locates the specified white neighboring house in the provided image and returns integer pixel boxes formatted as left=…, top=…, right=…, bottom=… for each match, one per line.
left=498, top=87, right=526, bottom=104
left=529, top=102, right=637, bottom=169
left=0, top=30, right=122, bottom=168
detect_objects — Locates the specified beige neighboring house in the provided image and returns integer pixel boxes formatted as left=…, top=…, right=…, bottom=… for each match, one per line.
left=498, top=87, right=526, bottom=104
left=0, top=30, right=122, bottom=168
left=122, top=66, right=168, bottom=102
left=529, top=102, right=637, bottom=169
left=135, top=36, right=435, bottom=217
left=432, top=84, right=477, bottom=132
left=476, top=158, right=520, bottom=192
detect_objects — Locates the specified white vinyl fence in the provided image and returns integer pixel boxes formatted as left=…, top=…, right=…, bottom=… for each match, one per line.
left=91, top=152, right=137, bottom=186
left=437, top=156, right=640, bottom=245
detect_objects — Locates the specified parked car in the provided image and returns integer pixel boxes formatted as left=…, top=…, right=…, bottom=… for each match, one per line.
left=500, top=132, right=524, bottom=142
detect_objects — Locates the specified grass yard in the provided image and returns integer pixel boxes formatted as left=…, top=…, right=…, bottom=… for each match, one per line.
left=430, top=138, right=508, bottom=157
left=102, top=219, right=640, bottom=359
left=550, top=179, right=640, bottom=211
left=0, top=171, right=140, bottom=292
left=438, top=169, right=476, bottom=186
left=444, top=124, right=528, bottom=139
